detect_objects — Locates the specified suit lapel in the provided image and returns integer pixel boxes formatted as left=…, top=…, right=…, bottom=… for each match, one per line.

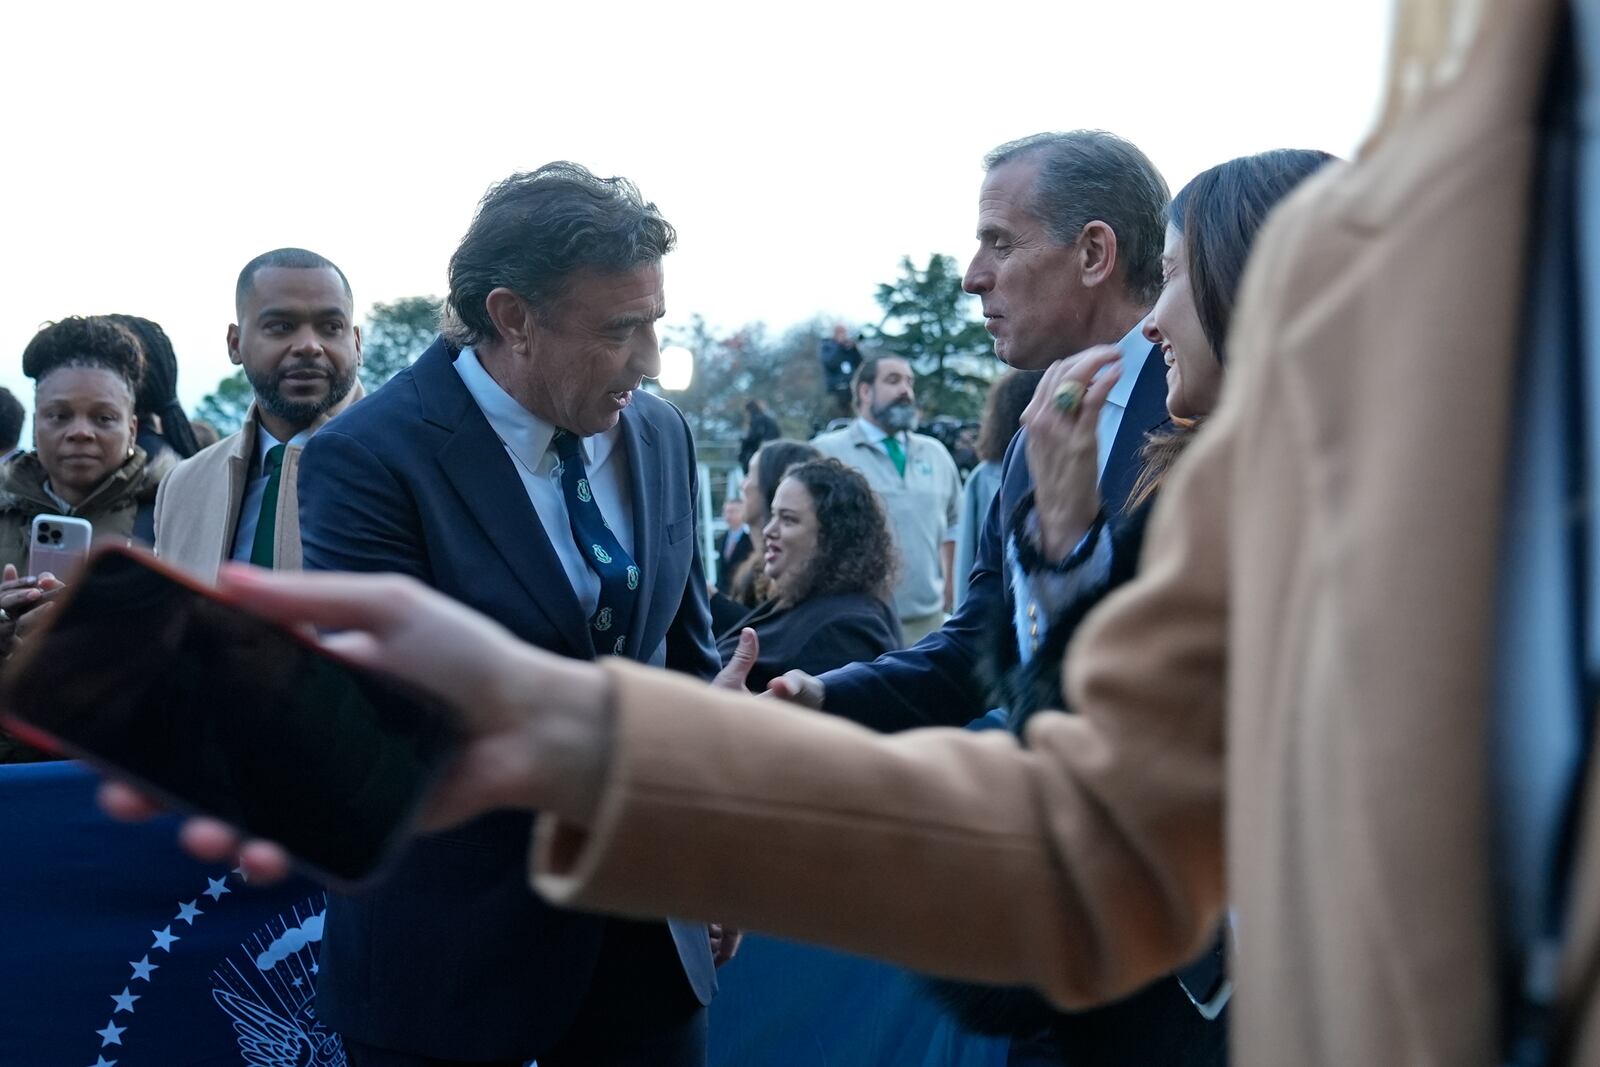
left=618, top=403, right=661, bottom=656
left=417, top=344, right=592, bottom=658
left=1099, top=343, right=1169, bottom=513
left=209, top=420, right=255, bottom=568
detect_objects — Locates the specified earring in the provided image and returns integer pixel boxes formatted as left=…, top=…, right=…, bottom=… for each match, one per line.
left=127, top=446, right=135, bottom=458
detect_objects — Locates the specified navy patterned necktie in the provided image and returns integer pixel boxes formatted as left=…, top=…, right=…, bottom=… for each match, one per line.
left=552, top=429, right=640, bottom=656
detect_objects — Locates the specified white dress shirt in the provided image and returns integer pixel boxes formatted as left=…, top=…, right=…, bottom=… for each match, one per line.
left=1096, top=320, right=1156, bottom=476
left=454, top=347, right=634, bottom=617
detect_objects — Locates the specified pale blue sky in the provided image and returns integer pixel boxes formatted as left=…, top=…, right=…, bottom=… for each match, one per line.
left=0, top=0, right=1391, bottom=419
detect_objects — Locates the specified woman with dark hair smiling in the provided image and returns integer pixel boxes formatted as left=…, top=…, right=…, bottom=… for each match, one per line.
left=708, top=437, right=820, bottom=635
left=717, top=458, right=901, bottom=693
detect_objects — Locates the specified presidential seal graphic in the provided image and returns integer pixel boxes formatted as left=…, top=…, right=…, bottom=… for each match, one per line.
left=210, top=897, right=345, bottom=1067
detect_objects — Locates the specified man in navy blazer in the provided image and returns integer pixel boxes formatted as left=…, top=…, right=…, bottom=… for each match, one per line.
left=773, top=131, right=1225, bottom=1067
left=296, top=164, right=721, bottom=1066
left=778, top=131, right=1174, bottom=734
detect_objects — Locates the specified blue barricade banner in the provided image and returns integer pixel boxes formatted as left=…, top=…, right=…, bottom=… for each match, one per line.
left=0, top=761, right=341, bottom=1067
left=2, top=761, right=1004, bottom=1067
left=708, top=934, right=1008, bottom=1067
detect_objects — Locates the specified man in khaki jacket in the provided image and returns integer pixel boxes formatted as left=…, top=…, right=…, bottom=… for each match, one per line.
left=155, top=249, right=364, bottom=577
left=119, top=2, right=1600, bottom=1064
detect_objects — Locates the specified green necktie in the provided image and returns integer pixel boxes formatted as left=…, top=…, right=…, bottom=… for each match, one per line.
left=250, top=444, right=287, bottom=568
left=882, top=435, right=907, bottom=479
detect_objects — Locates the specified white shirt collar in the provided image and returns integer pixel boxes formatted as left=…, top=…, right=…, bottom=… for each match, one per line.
left=454, top=347, right=620, bottom=472
left=250, top=420, right=311, bottom=477
left=1105, top=319, right=1155, bottom=410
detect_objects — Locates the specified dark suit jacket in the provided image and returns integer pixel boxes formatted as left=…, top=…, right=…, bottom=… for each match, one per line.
left=296, top=337, right=719, bottom=1060
left=818, top=343, right=1169, bottom=731
left=715, top=593, right=902, bottom=692
left=715, top=528, right=754, bottom=596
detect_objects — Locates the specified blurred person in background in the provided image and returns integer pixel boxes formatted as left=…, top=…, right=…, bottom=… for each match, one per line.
left=953, top=369, right=1042, bottom=608
left=709, top=438, right=819, bottom=635
left=0, top=387, right=25, bottom=461
left=717, top=458, right=900, bottom=692
left=811, top=354, right=963, bottom=644
left=738, top=398, right=781, bottom=471
left=714, top=490, right=753, bottom=598
left=108, top=314, right=202, bottom=461
left=189, top=419, right=221, bottom=451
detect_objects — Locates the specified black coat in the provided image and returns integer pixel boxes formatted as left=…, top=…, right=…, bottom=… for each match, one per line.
left=716, top=593, right=901, bottom=692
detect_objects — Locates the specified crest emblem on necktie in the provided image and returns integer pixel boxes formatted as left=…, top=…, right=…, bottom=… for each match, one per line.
left=614, top=636, right=627, bottom=654
left=626, top=565, right=640, bottom=590
left=594, top=607, right=613, bottom=631
left=577, top=478, right=592, bottom=503
left=592, top=544, right=612, bottom=565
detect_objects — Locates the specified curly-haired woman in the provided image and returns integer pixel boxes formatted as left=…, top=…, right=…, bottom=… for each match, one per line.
left=716, top=458, right=902, bottom=692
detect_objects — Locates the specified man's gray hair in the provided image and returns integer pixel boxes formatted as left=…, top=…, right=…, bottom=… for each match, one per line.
left=985, top=131, right=1170, bottom=307
left=442, top=162, right=677, bottom=347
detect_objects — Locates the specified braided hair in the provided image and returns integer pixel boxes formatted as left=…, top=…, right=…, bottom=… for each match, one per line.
left=108, top=315, right=201, bottom=458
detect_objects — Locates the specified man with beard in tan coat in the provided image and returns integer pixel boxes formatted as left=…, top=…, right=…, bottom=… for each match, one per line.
left=155, top=249, right=363, bottom=577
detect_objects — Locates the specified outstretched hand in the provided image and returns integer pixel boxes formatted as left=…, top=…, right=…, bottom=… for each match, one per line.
left=766, top=669, right=824, bottom=709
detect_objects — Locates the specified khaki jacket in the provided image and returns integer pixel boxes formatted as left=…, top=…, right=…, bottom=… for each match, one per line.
left=528, top=4, right=1600, bottom=1064
left=154, top=391, right=360, bottom=581
left=0, top=447, right=170, bottom=573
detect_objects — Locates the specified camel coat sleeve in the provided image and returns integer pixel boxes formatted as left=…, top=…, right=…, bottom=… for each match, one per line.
left=529, top=343, right=1246, bottom=1008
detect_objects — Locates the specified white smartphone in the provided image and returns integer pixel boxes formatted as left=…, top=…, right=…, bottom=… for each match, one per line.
left=29, top=515, right=93, bottom=578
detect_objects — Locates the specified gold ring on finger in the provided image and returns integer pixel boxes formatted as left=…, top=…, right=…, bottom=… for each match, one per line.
left=1052, top=380, right=1085, bottom=415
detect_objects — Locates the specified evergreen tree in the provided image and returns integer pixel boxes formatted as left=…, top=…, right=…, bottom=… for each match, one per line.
left=865, top=253, right=995, bottom=421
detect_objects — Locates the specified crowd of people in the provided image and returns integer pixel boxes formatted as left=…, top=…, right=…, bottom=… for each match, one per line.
left=9, top=1, right=1595, bottom=1064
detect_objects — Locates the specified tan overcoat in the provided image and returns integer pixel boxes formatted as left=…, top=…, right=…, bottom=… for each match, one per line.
left=529, top=4, right=1600, bottom=1063
left=153, top=389, right=362, bottom=580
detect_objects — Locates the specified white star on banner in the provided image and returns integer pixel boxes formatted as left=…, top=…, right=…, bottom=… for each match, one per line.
left=231, top=864, right=248, bottom=883
left=110, top=988, right=140, bottom=1014
left=204, top=876, right=231, bottom=901
left=150, top=926, right=179, bottom=952
left=94, top=1020, right=126, bottom=1046
left=175, top=900, right=203, bottom=924
left=87, top=1056, right=117, bottom=1067
left=128, top=957, right=158, bottom=982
